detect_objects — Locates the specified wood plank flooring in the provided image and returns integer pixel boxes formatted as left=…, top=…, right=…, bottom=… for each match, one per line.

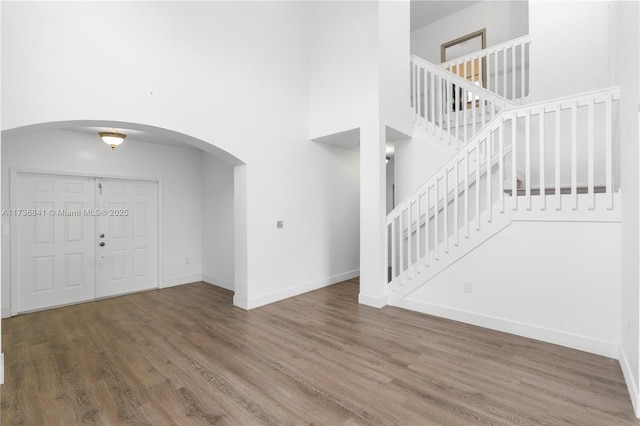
left=2, top=279, right=638, bottom=425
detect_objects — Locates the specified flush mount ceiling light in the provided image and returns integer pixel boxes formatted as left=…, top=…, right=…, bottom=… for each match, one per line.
left=98, top=129, right=126, bottom=151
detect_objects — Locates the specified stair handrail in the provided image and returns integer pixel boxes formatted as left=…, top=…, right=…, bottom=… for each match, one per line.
left=411, top=55, right=514, bottom=150
left=413, top=56, right=514, bottom=107
left=498, top=85, right=620, bottom=115
left=387, top=110, right=504, bottom=218
left=441, top=35, right=533, bottom=102
left=440, top=34, right=533, bottom=70
left=392, top=85, right=619, bottom=219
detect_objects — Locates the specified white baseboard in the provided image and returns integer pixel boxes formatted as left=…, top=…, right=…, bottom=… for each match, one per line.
left=358, top=293, right=387, bottom=308
left=162, top=274, right=203, bottom=289
left=620, top=346, right=640, bottom=418
left=1, top=277, right=207, bottom=316
left=240, top=269, right=359, bottom=310
left=233, top=294, right=249, bottom=310
left=202, top=274, right=234, bottom=291
left=393, top=298, right=620, bottom=359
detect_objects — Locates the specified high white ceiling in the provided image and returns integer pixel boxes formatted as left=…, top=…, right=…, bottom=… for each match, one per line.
left=410, top=0, right=483, bottom=31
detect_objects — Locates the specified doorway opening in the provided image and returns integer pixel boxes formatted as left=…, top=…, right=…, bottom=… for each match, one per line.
left=441, top=28, right=487, bottom=89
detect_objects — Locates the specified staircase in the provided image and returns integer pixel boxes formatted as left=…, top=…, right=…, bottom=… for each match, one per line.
left=410, top=56, right=513, bottom=152
left=386, top=36, right=620, bottom=304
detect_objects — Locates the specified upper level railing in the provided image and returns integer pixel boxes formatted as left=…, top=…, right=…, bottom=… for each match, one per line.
left=411, top=55, right=513, bottom=150
left=388, top=86, right=619, bottom=299
left=441, top=35, right=532, bottom=103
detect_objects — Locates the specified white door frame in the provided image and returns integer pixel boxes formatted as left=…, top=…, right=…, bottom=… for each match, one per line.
left=10, top=168, right=163, bottom=316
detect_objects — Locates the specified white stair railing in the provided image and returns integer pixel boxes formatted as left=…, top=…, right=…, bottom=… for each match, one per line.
left=441, top=35, right=532, bottom=102
left=388, top=87, right=619, bottom=303
left=411, top=55, right=513, bottom=150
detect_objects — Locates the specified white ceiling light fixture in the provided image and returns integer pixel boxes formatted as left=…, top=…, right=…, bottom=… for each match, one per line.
left=99, top=129, right=126, bottom=151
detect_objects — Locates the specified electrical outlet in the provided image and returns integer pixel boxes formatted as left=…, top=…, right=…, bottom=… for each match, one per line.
left=277, top=221, right=284, bottom=229
left=464, top=282, right=472, bottom=293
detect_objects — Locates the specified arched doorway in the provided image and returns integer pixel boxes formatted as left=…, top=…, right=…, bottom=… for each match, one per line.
left=1, top=120, right=247, bottom=316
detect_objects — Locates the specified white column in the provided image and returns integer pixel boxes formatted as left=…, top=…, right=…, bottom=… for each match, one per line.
left=359, top=122, right=388, bottom=308
left=1, top=2, right=4, bottom=383
left=232, top=164, right=249, bottom=310
left=616, top=0, right=640, bottom=417
left=358, top=0, right=409, bottom=308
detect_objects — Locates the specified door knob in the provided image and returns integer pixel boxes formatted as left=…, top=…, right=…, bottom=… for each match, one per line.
left=99, top=242, right=105, bottom=247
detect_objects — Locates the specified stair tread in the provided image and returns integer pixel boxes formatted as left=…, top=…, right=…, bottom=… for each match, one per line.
left=504, top=186, right=606, bottom=196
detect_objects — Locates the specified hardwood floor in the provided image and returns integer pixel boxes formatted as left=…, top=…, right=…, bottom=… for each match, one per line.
left=2, top=279, right=638, bottom=425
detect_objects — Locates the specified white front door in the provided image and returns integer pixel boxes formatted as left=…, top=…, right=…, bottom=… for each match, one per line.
left=15, top=173, right=159, bottom=313
left=96, top=178, right=158, bottom=297
left=16, top=173, right=97, bottom=312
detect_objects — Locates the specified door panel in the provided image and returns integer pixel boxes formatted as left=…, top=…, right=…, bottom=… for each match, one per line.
left=16, top=173, right=159, bottom=313
left=17, top=174, right=96, bottom=312
left=96, top=179, right=158, bottom=298
left=34, top=256, right=54, bottom=292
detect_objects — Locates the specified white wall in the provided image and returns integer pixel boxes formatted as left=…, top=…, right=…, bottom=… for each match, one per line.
left=528, top=1, right=615, bottom=102
left=380, top=0, right=413, bottom=137
left=308, top=1, right=379, bottom=140
left=202, top=154, right=235, bottom=291
left=2, top=1, right=361, bottom=310
left=393, top=127, right=453, bottom=203
left=1, top=0, right=4, bottom=383
left=242, top=141, right=361, bottom=308
left=307, top=1, right=411, bottom=307
left=411, top=1, right=529, bottom=63
left=1, top=128, right=206, bottom=316
left=1, top=2, right=305, bottom=163
left=614, top=0, right=640, bottom=416
left=395, top=220, right=622, bottom=358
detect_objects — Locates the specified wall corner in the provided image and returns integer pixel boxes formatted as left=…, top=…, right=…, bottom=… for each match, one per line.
left=358, top=292, right=387, bottom=309
left=620, top=345, right=640, bottom=418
